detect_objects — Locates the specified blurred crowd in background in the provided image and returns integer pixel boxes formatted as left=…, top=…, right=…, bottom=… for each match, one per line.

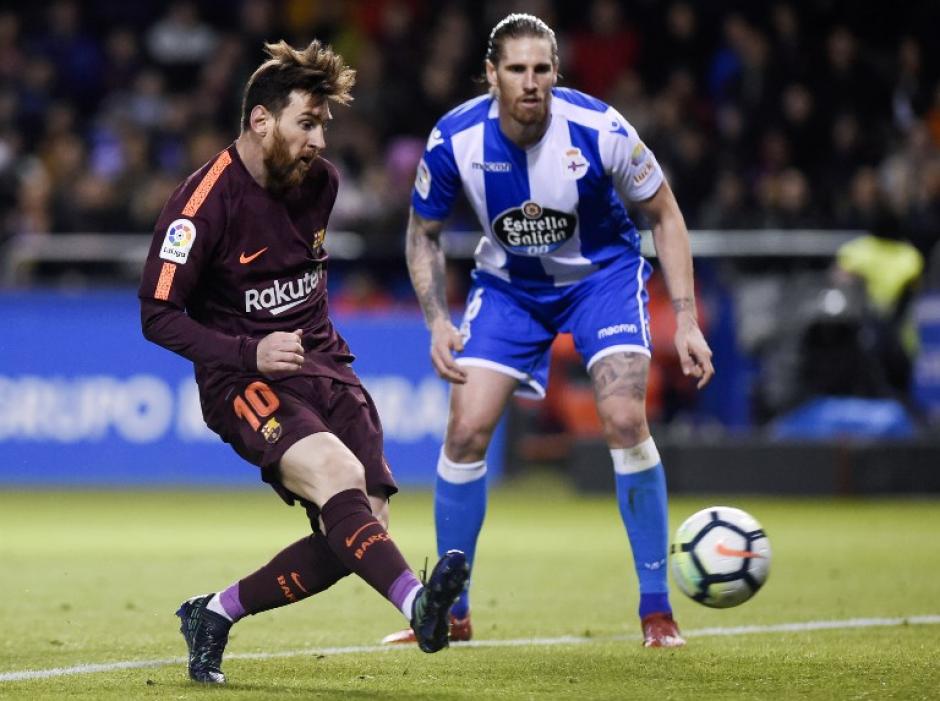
left=1, top=0, right=938, bottom=254
left=0, top=0, right=938, bottom=433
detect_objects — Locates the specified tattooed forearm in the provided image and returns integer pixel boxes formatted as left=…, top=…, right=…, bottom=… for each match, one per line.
left=405, top=209, right=449, bottom=327
left=589, top=352, right=649, bottom=403
left=672, top=297, right=697, bottom=320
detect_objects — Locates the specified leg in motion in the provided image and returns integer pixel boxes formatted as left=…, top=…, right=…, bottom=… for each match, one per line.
left=383, top=366, right=517, bottom=645
left=178, top=524, right=353, bottom=684
left=280, top=432, right=468, bottom=652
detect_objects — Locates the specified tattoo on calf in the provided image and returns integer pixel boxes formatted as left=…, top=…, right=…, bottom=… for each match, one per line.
left=590, top=353, right=649, bottom=402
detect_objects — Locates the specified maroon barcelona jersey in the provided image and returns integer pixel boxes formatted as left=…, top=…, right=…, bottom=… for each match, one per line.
left=138, top=144, right=358, bottom=397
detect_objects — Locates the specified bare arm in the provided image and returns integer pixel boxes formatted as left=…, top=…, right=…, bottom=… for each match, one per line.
left=405, top=207, right=467, bottom=383
left=635, top=181, right=715, bottom=388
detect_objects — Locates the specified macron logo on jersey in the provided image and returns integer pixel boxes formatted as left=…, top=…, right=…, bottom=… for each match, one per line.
left=426, top=128, right=444, bottom=151
left=244, top=267, right=321, bottom=316
left=472, top=161, right=512, bottom=173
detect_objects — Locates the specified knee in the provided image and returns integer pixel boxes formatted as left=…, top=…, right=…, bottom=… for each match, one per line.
left=279, top=435, right=366, bottom=506
left=598, top=405, right=648, bottom=448
left=445, top=415, right=491, bottom=462
left=370, top=495, right=390, bottom=530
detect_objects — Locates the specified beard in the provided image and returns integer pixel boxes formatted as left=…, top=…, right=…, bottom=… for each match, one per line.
left=509, top=100, right=548, bottom=125
left=263, top=127, right=309, bottom=196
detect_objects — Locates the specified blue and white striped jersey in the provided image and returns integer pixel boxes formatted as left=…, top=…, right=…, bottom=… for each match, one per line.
left=412, top=87, right=664, bottom=289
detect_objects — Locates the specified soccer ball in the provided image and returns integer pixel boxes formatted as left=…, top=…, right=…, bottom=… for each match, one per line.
left=670, top=506, right=771, bottom=608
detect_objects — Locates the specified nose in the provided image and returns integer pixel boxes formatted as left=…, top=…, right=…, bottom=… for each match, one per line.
left=309, top=125, right=326, bottom=151
left=522, top=70, right=537, bottom=91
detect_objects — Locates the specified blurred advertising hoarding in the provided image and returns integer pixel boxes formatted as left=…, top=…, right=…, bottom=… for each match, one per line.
left=0, top=291, right=499, bottom=486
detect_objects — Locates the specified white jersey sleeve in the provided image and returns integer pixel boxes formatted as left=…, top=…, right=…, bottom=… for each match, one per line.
left=411, top=124, right=462, bottom=221
left=601, top=108, right=664, bottom=204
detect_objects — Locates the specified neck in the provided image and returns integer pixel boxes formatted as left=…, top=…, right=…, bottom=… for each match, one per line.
left=235, top=132, right=267, bottom=188
left=498, top=112, right=551, bottom=149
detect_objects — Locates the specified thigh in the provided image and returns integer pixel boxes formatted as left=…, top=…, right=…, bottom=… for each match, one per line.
left=564, top=257, right=653, bottom=372
left=203, top=375, right=333, bottom=485
left=449, top=364, right=520, bottom=434
left=328, top=382, right=398, bottom=499
left=589, top=351, right=652, bottom=445
left=457, top=276, right=556, bottom=398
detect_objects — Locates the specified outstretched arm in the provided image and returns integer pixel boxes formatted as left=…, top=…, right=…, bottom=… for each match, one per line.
left=636, top=181, right=715, bottom=389
left=405, top=207, right=467, bottom=383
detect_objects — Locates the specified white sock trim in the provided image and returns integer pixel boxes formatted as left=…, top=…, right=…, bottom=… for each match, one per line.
left=206, top=592, right=233, bottom=622
left=437, top=450, right=487, bottom=485
left=400, top=582, right=422, bottom=619
left=610, top=436, right=661, bottom=474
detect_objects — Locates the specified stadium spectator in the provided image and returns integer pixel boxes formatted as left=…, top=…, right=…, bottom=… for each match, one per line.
left=0, top=0, right=937, bottom=431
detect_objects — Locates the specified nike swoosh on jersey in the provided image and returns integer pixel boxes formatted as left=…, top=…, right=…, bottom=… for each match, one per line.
left=239, top=247, right=269, bottom=264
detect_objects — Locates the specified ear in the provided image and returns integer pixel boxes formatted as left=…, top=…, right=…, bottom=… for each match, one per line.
left=249, top=105, right=271, bottom=137
left=485, top=60, right=497, bottom=89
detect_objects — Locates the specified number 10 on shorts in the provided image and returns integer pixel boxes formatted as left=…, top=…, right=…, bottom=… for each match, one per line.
left=233, top=381, right=283, bottom=443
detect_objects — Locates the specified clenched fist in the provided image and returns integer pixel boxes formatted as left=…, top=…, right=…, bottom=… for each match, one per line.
left=257, top=328, right=304, bottom=378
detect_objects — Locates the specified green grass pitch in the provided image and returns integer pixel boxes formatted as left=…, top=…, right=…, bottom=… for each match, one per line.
left=1, top=472, right=938, bottom=699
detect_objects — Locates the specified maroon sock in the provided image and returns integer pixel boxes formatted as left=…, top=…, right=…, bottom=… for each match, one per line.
left=320, top=488, right=412, bottom=603
left=235, top=534, right=350, bottom=616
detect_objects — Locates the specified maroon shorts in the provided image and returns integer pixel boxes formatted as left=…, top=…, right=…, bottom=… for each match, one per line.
left=202, top=374, right=399, bottom=507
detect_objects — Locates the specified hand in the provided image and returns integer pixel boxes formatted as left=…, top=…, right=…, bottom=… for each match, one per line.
left=257, top=328, right=304, bottom=378
left=675, top=317, right=715, bottom=389
left=429, top=318, right=467, bottom=384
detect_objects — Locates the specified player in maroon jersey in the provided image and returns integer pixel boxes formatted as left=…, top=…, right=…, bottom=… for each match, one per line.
left=138, top=40, right=468, bottom=684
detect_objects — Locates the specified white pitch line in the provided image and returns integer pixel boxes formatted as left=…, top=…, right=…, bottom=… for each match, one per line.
left=2, top=615, right=938, bottom=683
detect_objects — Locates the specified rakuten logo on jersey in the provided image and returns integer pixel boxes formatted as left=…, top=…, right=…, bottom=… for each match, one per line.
left=491, top=201, right=576, bottom=256
left=244, top=267, right=321, bottom=316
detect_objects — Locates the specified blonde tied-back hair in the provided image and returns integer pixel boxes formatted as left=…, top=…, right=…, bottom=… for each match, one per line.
left=241, top=39, right=356, bottom=130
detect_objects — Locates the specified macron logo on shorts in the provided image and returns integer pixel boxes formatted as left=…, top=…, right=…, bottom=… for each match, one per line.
left=597, top=323, right=638, bottom=339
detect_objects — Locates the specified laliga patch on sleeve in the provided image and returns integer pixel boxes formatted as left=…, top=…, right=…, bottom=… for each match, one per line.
left=630, top=142, right=655, bottom=186
left=159, top=218, right=197, bottom=263
left=415, top=158, right=432, bottom=199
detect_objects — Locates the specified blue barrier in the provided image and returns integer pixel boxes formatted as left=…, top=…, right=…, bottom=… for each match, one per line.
left=0, top=291, right=503, bottom=486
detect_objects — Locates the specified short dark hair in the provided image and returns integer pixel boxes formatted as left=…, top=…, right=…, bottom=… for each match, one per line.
left=486, top=13, right=558, bottom=67
left=240, top=40, right=355, bottom=131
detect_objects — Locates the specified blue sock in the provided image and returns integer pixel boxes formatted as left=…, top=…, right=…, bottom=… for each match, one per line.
left=611, top=439, right=672, bottom=619
left=434, top=452, right=487, bottom=619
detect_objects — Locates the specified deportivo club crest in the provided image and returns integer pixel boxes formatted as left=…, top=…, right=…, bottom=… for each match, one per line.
left=561, top=147, right=589, bottom=180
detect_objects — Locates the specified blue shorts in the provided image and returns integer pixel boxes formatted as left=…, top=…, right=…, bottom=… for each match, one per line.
left=456, top=257, right=652, bottom=398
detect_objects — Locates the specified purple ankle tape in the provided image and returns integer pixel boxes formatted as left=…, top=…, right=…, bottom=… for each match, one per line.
left=219, top=583, right=245, bottom=621
left=387, top=570, right=421, bottom=611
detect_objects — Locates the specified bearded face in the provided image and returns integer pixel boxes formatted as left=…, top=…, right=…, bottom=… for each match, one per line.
left=262, top=123, right=312, bottom=195
left=488, top=37, right=557, bottom=130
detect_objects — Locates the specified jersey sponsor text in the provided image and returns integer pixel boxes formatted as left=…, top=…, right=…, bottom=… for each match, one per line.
left=244, top=267, right=322, bottom=316
left=492, top=202, right=576, bottom=256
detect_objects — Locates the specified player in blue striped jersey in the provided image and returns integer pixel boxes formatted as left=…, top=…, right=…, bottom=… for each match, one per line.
left=386, top=13, right=714, bottom=648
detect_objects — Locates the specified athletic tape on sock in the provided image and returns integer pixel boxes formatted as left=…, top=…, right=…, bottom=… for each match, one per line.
left=610, top=436, right=661, bottom=474
left=437, top=451, right=487, bottom=484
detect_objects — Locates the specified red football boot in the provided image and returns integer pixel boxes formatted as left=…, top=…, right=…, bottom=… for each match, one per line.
left=641, top=612, right=686, bottom=648
left=381, top=613, right=473, bottom=645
